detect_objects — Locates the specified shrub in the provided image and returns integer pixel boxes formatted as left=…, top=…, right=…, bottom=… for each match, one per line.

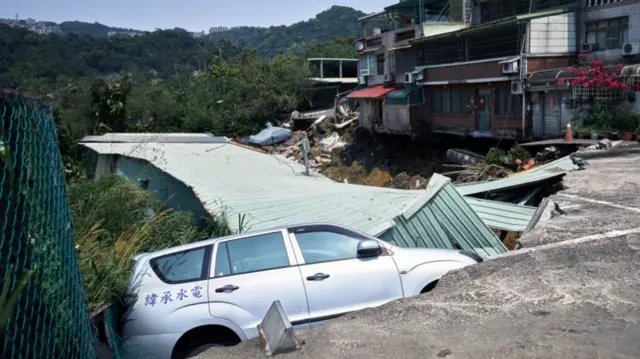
left=69, top=174, right=233, bottom=310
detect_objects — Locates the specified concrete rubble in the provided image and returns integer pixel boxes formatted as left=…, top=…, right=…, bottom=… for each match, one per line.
left=195, top=143, right=640, bottom=359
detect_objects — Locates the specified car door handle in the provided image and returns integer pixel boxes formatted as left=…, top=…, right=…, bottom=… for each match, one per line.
left=215, top=284, right=239, bottom=293
left=306, top=273, right=330, bottom=281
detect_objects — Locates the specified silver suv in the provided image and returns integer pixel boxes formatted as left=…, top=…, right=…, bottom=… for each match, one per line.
left=122, top=223, right=482, bottom=359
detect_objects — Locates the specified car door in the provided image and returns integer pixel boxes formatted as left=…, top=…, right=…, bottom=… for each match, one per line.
left=289, top=225, right=403, bottom=325
left=208, top=230, right=310, bottom=339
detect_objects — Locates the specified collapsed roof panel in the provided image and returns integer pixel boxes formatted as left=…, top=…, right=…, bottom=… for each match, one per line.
left=455, top=155, right=580, bottom=197
left=80, top=138, right=507, bottom=258
left=379, top=174, right=508, bottom=258
left=464, top=197, right=536, bottom=232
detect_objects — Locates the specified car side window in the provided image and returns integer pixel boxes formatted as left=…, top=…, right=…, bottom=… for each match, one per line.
left=225, top=232, right=290, bottom=275
left=295, top=231, right=362, bottom=264
left=151, top=246, right=209, bottom=284
left=214, top=242, right=232, bottom=277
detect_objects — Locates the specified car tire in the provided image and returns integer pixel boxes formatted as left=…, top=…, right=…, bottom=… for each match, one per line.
left=183, top=343, right=225, bottom=358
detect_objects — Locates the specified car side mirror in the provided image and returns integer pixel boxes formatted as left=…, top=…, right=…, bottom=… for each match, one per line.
left=357, top=240, right=382, bottom=258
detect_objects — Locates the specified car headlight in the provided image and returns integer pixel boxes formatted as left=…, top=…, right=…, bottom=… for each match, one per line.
left=459, top=250, right=483, bottom=263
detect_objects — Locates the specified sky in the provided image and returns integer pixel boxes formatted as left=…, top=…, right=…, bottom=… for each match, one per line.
left=1, top=0, right=393, bottom=32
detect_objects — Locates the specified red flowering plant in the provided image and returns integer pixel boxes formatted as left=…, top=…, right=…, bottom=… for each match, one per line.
left=557, top=52, right=630, bottom=101
left=563, top=53, right=640, bottom=134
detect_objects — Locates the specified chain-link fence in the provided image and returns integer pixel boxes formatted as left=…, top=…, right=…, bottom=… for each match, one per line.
left=0, top=89, right=95, bottom=358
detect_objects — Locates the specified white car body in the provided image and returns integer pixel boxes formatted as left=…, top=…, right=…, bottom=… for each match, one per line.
left=122, top=223, right=481, bottom=359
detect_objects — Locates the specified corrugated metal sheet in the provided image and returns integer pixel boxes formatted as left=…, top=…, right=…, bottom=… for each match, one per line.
left=464, top=197, right=536, bottom=232
left=455, top=171, right=565, bottom=196
left=379, top=174, right=507, bottom=258
left=455, top=155, right=578, bottom=196
left=81, top=141, right=508, bottom=257
left=81, top=133, right=229, bottom=144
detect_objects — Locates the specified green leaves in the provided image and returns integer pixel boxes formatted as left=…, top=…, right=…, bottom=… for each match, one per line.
left=0, top=265, right=35, bottom=338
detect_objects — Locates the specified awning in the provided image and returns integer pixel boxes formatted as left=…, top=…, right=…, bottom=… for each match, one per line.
left=347, top=85, right=399, bottom=99
left=358, top=47, right=381, bottom=55
left=390, top=44, right=412, bottom=51
left=386, top=86, right=420, bottom=100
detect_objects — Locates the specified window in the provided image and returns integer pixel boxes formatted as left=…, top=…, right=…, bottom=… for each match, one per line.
left=213, top=242, right=231, bottom=277
left=225, top=232, right=290, bottom=275
left=431, top=90, right=470, bottom=113
left=295, top=231, right=362, bottom=264
left=359, top=55, right=369, bottom=76
left=495, top=88, right=523, bottom=116
left=586, top=17, right=628, bottom=50
left=152, top=246, right=210, bottom=284
left=376, top=54, right=385, bottom=75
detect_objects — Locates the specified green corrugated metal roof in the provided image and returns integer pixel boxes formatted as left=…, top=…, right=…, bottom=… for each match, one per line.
left=386, top=86, right=420, bottom=100
left=379, top=174, right=508, bottom=258
left=455, top=156, right=578, bottom=196
left=81, top=140, right=508, bottom=258
left=464, top=197, right=536, bottom=232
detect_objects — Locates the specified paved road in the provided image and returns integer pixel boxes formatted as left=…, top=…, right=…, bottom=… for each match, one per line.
left=197, top=145, right=640, bottom=359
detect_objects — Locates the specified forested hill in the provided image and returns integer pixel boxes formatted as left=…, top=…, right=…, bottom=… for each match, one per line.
left=0, top=6, right=363, bottom=86
left=0, top=26, right=245, bottom=86
left=58, top=21, right=146, bottom=37
left=209, top=6, right=365, bottom=57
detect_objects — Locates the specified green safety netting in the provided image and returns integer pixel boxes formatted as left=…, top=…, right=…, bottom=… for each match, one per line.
left=0, top=90, right=96, bottom=358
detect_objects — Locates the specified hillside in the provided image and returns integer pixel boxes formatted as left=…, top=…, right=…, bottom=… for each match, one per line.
left=58, top=21, right=146, bottom=37
left=0, top=25, right=245, bottom=86
left=209, top=6, right=365, bottom=57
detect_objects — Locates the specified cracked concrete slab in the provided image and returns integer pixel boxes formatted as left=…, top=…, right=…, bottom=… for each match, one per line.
left=195, top=145, right=640, bottom=359
left=520, top=144, right=640, bottom=247
left=197, top=235, right=640, bottom=359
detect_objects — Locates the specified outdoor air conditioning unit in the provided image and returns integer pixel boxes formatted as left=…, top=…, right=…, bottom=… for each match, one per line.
left=384, top=73, right=395, bottom=83
left=581, top=42, right=597, bottom=53
left=622, top=42, right=640, bottom=56
left=404, top=72, right=415, bottom=84
left=501, top=60, right=519, bottom=75
left=358, top=75, right=367, bottom=85
left=511, top=80, right=524, bottom=95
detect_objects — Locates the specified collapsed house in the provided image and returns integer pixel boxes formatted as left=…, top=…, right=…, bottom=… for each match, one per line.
left=79, top=133, right=584, bottom=258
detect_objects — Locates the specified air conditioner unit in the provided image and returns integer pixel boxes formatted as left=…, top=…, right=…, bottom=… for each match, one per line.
left=372, top=28, right=382, bottom=36
left=622, top=42, right=640, bottom=56
left=358, top=75, right=367, bottom=85
left=511, top=81, right=524, bottom=95
left=581, top=42, right=597, bottom=53
left=404, top=72, right=415, bottom=84
left=384, top=73, right=395, bottom=83
left=501, top=60, right=519, bottom=75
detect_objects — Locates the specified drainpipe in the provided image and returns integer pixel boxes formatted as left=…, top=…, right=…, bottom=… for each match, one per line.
left=520, top=23, right=527, bottom=138
left=575, top=0, right=581, bottom=61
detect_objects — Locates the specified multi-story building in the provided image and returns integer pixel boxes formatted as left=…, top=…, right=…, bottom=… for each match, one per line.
left=350, top=0, right=581, bottom=139
left=527, top=0, right=640, bottom=138
left=350, top=0, right=640, bottom=140
left=349, top=0, right=463, bottom=135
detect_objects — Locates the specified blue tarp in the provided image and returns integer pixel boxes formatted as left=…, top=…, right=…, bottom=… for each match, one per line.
left=246, top=126, right=292, bottom=146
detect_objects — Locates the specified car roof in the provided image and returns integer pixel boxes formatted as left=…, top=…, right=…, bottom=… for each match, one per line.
left=138, top=222, right=370, bottom=259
